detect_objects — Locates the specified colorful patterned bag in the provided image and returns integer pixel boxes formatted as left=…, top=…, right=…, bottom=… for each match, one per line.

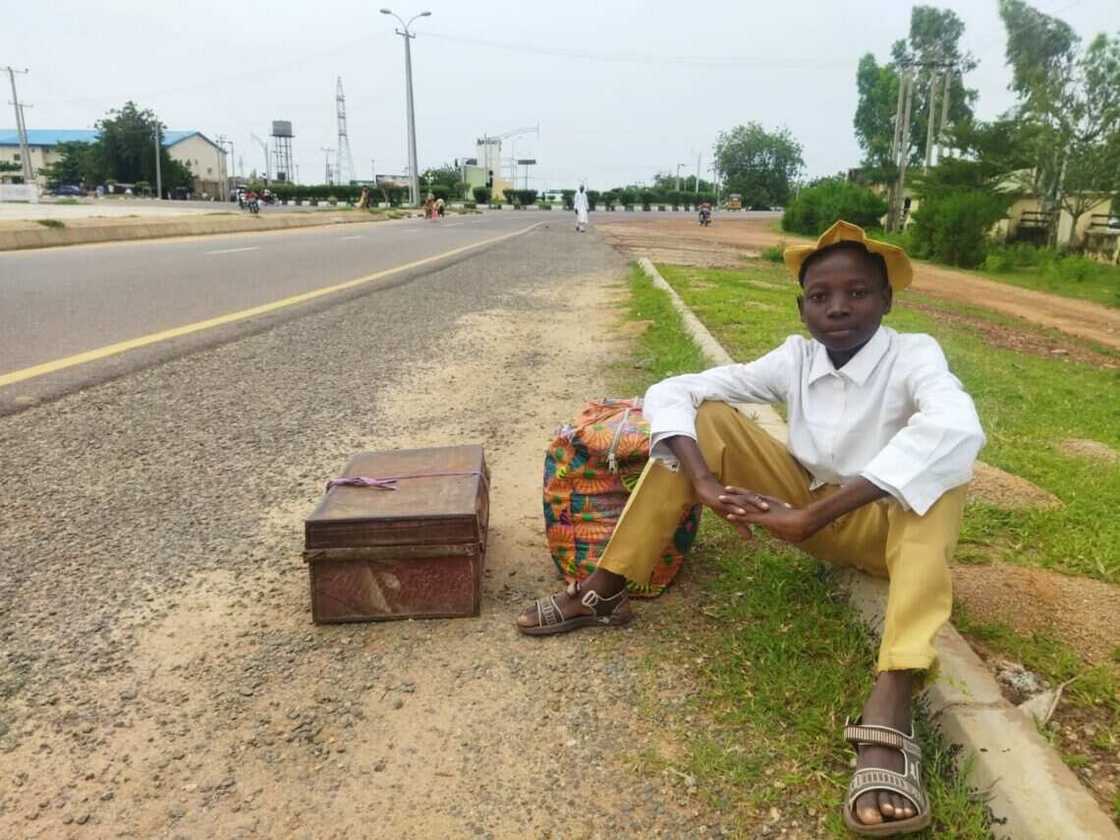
left=542, top=398, right=701, bottom=597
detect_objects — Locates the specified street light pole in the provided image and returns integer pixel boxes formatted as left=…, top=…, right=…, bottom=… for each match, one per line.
left=153, top=127, right=163, bottom=200
left=381, top=8, right=431, bottom=207
left=675, top=162, right=687, bottom=192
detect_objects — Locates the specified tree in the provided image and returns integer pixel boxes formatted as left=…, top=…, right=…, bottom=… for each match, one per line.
left=907, top=157, right=1015, bottom=267
left=39, top=141, right=101, bottom=186
left=713, top=123, right=804, bottom=208
left=781, top=178, right=889, bottom=236
left=853, top=53, right=901, bottom=176
left=999, top=1, right=1120, bottom=244
left=422, top=162, right=468, bottom=198
left=853, top=6, right=978, bottom=175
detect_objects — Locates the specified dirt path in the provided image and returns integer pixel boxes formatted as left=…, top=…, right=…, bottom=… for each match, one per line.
left=598, top=216, right=1120, bottom=350
left=0, top=229, right=725, bottom=837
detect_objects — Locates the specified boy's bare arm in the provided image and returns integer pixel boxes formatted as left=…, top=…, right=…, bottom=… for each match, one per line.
left=666, top=435, right=888, bottom=544
left=724, top=478, right=887, bottom=544
left=666, top=435, right=774, bottom=541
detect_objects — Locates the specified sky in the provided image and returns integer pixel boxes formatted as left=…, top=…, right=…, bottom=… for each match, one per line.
left=4, top=0, right=1118, bottom=190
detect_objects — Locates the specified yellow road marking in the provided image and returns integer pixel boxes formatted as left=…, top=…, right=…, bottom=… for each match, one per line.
left=0, top=223, right=538, bottom=388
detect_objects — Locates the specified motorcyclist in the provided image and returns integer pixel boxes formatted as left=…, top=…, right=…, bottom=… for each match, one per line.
left=699, top=200, right=712, bottom=226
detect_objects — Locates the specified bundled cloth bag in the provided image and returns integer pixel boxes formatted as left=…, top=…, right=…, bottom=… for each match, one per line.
left=542, top=398, right=701, bottom=596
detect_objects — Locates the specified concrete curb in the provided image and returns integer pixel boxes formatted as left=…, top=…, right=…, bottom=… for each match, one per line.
left=636, top=257, right=1120, bottom=840
left=0, top=210, right=407, bottom=252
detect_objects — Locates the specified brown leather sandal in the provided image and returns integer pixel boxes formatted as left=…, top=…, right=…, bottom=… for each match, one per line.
left=842, top=717, right=932, bottom=836
left=517, top=581, right=633, bottom=636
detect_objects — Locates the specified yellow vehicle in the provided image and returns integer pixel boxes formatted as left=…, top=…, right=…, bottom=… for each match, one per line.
left=726, top=193, right=743, bottom=210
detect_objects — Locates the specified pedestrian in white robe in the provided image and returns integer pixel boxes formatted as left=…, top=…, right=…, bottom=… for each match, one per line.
left=573, top=186, right=590, bottom=232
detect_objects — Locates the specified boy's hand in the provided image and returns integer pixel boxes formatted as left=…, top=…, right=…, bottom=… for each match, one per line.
left=721, top=486, right=821, bottom=544
left=693, top=477, right=766, bottom=541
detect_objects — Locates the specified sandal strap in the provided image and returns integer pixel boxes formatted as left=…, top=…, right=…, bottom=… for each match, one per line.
left=535, top=594, right=564, bottom=627
left=533, top=583, right=628, bottom=628
left=846, top=767, right=927, bottom=814
left=843, top=717, right=921, bottom=760
left=573, top=582, right=627, bottom=616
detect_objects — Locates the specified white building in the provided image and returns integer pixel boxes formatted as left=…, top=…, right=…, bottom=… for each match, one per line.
left=0, top=129, right=227, bottom=197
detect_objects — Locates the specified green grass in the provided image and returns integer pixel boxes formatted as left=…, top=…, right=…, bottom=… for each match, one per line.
left=616, top=264, right=993, bottom=837
left=657, top=260, right=1120, bottom=585
left=971, top=260, right=1120, bottom=309
left=35, top=218, right=65, bottom=228
left=54, top=197, right=80, bottom=205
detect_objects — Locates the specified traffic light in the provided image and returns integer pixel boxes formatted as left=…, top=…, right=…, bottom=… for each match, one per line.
left=487, top=169, right=493, bottom=189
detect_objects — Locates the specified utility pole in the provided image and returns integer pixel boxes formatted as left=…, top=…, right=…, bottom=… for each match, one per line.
left=250, top=133, right=270, bottom=183
left=216, top=134, right=232, bottom=201
left=153, top=127, right=163, bottom=200
left=895, top=70, right=915, bottom=232
left=695, top=153, right=702, bottom=194
left=321, top=147, right=334, bottom=185
left=4, top=66, right=33, bottom=185
left=675, top=162, right=687, bottom=192
left=923, top=70, right=940, bottom=172
left=937, top=69, right=952, bottom=164
left=382, top=9, right=431, bottom=207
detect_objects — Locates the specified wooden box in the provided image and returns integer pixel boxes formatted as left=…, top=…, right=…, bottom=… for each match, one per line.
left=304, top=444, right=489, bottom=623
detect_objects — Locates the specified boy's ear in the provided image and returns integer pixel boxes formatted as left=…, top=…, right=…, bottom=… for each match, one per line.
left=882, top=285, right=893, bottom=316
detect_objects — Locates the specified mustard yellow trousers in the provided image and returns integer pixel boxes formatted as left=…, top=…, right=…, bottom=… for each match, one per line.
left=599, top=402, right=966, bottom=673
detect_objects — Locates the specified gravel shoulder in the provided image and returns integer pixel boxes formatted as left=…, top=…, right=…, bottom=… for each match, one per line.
left=0, top=225, right=722, bottom=837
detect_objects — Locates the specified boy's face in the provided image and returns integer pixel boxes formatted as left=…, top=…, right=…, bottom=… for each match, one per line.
left=796, top=248, right=892, bottom=353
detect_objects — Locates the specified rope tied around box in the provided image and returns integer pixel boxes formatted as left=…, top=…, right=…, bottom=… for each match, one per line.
left=326, top=470, right=486, bottom=493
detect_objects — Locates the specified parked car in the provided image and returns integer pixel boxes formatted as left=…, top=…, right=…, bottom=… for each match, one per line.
left=169, top=187, right=191, bottom=200
left=51, top=184, right=84, bottom=197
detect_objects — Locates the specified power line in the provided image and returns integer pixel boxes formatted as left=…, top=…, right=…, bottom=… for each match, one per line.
left=422, top=30, right=851, bottom=69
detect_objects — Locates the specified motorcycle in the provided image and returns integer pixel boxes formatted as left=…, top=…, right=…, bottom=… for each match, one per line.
left=699, top=206, right=712, bottom=226
left=245, top=195, right=260, bottom=215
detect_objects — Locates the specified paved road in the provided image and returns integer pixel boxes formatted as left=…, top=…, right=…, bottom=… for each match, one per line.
left=0, top=212, right=537, bottom=412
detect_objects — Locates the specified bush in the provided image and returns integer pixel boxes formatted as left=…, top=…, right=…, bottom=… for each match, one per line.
left=908, top=190, right=1007, bottom=268
left=509, top=189, right=538, bottom=207
left=639, top=190, right=655, bottom=211
left=561, top=189, right=576, bottom=210
left=761, top=243, right=784, bottom=262
left=1044, top=254, right=1096, bottom=284
left=586, top=190, right=599, bottom=211
left=472, top=186, right=491, bottom=205
left=781, top=178, right=888, bottom=236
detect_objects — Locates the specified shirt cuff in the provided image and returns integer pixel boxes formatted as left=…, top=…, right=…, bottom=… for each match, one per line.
left=859, top=470, right=914, bottom=512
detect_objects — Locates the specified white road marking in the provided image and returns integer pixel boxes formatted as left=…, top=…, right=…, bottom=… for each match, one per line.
left=443, top=223, right=463, bottom=228
left=339, top=235, right=364, bottom=240
left=206, top=246, right=261, bottom=255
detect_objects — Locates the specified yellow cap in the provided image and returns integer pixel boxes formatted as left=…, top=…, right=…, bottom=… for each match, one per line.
left=782, top=220, right=913, bottom=291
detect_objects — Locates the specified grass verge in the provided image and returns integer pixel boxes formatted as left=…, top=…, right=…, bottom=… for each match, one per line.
left=653, top=258, right=1120, bottom=826
left=615, top=264, right=993, bottom=837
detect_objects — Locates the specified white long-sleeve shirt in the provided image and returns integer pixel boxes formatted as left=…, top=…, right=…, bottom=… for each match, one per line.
left=644, top=326, right=986, bottom=515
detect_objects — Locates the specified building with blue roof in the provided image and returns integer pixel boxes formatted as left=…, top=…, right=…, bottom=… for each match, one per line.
left=0, top=129, right=226, bottom=197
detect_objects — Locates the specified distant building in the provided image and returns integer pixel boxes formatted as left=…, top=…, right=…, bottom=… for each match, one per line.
left=457, top=137, right=513, bottom=201
left=0, top=129, right=227, bottom=197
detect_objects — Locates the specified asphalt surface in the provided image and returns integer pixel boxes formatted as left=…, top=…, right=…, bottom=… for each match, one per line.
left=0, top=212, right=537, bottom=412
left=0, top=222, right=723, bottom=836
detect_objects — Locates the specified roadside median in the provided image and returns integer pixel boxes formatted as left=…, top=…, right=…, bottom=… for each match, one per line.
left=0, top=209, right=412, bottom=252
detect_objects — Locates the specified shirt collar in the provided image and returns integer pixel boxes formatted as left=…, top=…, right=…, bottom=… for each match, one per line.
left=807, top=326, right=891, bottom=386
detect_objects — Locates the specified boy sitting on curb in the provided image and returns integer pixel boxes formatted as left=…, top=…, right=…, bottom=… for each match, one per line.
left=517, top=220, right=986, bottom=835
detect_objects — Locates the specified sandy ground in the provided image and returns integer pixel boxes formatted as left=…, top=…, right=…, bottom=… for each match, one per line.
left=0, top=228, right=733, bottom=838
left=598, top=216, right=1120, bottom=351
